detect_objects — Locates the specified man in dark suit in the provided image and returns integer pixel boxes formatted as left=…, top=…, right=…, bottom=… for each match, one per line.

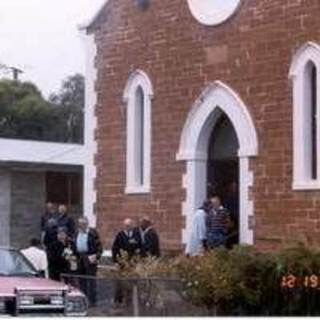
left=139, top=217, right=161, bottom=258
left=75, top=216, right=103, bottom=306
left=111, top=218, right=142, bottom=306
left=41, top=202, right=58, bottom=246
left=47, top=227, right=77, bottom=281
left=111, top=218, right=142, bottom=263
left=57, top=204, right=75, bottom=238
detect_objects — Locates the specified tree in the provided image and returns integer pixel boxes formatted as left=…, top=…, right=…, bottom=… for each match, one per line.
left=0, top=74, right=85, bottom=143
left=49, top=74, right=85, bottom=143
left=0, top=79, right=54, bottom=140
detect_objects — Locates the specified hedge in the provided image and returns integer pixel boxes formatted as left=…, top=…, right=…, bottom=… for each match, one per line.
left=112, top=244, right=320, bottom=316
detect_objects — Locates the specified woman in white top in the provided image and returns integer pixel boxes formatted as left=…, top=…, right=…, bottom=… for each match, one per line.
left=185, top=200, right=211, bottom=256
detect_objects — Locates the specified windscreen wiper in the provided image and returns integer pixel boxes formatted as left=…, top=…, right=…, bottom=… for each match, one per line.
left=8, top=271, right=38, bottom=277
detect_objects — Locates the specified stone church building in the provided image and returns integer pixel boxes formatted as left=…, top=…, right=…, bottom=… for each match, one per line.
left=82, top=0, right=320, bottom=251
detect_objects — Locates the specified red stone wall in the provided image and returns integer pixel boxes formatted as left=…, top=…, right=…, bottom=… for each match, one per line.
left=90, top=0, right=320, bottom=251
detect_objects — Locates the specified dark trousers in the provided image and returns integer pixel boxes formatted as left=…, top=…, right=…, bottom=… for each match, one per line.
left=226, top=232, right=239, bottom=249
left=48, top=258, right=63, bottom=281
left=48, top=260, right=58, bottom=280
left=78, top=255, right=98, bottom=306
left=207, top=229, right=227, bottom=249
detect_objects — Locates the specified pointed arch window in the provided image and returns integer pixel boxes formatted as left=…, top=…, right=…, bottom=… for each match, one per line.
left=123, top=70, right=153, bottom=194
left=290, top=42, right=320, bottom=189
left=134, top=86, right=145, bottom=186
left=308, top=62, right=317, bottom=180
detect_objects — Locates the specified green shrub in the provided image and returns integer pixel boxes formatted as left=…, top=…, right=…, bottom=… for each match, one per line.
left=106, top=245, right=320, bottom=316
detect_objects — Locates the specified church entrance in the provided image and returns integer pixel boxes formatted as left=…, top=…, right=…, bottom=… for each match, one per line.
left=177, top=82, right=258, bottom=246
left=207, top=113, right=240, bottom=246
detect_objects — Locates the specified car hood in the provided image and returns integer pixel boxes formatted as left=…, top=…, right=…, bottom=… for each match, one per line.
left=0, top=277, right=79, bottom=297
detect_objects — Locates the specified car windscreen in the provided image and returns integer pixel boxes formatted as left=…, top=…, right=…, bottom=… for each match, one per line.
left=0, top=249, right=37, bottom=276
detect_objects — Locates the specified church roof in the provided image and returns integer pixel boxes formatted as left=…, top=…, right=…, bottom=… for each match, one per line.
left=78, top=0, right=109, bottom=31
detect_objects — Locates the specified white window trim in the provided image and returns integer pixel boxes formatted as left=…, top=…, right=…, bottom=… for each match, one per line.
left=289, top=42, right=320, bottom=190
left=123, top=70, right=153, bottom=194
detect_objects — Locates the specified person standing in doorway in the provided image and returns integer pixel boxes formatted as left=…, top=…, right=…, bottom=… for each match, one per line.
left=224, top=181, right=239, bottom=248
left=75, top=216, right=102, bottom=306
left=139, top=217, right=161, bottom=258
left=206, top=195, right=231, bottom=249
left=57, top=204, right=75, bottom=238
left=41, top=202, right=58, bottom=246
left=185, top=200, right=211, bottom=256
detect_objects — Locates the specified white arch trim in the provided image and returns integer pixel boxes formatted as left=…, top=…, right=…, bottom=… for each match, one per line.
left=123, top=69, right=154, bottom=103
left=289, top=41, right=320, bottom=190
left=177, top=81, right=258, bottom=246
left=177, top=81, right=258, bottom=161
left=123, top=69, right=154, bottom=194
left=289, top=41, right=320, bottom=79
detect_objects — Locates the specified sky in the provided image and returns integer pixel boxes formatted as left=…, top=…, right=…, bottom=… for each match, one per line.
left=0, top=0, right=105, bottom=97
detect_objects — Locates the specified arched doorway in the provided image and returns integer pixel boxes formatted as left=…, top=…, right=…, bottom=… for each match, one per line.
left=177, top=81, right=258, bottom=245
left=207, top=112, right=240, bottom=245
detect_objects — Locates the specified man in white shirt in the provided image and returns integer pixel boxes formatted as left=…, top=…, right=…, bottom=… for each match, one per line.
left=185, top=200, right=211, bottom=256
left=21, top=238, right=48, bottom=278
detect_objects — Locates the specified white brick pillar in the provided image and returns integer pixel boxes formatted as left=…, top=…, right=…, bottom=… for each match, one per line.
left=81, top=31, right=98, bottom=227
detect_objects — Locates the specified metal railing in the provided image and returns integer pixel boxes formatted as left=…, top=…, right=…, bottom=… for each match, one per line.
left=61, top=272, right=320, bottom=316
left=61, top=274, right=207, bottom=317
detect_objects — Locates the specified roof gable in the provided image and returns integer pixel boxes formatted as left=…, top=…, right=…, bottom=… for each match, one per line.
left=78, top=0, right=109, bottom=30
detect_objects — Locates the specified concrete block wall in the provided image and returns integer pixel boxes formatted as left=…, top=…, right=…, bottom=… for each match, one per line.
left=0, top=170, right=11, bottom=247
left=10, top=171, right=46, bottom=249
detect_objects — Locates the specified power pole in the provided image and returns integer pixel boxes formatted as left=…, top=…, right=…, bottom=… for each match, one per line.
left=0, top=63, right=24, bottom=81
left=11, top=67, right=23, bottom=81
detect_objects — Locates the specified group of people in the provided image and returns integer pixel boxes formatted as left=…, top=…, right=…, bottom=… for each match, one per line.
left=20, top=192, right=236, bottom=305
left=22, top=202, right=102, bottom=305
left=185, top=194, right=238, bottom=256
left=21, top=202, right=161, bottom=306
left=112, top=217, right=161, bottom=263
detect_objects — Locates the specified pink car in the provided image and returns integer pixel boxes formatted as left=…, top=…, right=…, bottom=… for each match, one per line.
left=0, top=247, right=88, bottom=316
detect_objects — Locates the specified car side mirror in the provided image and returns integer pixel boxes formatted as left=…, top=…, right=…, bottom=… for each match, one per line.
left=35, top=271, right=45, bottom=278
